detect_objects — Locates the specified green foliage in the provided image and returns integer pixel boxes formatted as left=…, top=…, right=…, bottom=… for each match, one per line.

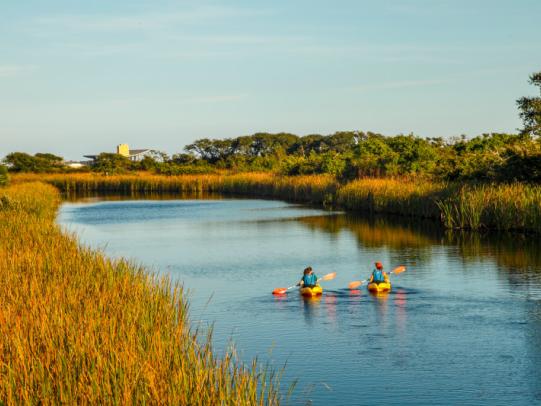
left=5, top=72, right=541, bottom=182
left=91, top=153, right=131, bottom=174
left=155, top=162, right=215, bottom=175
left=0, top=165, right=9, bottom=186
left=517, top=71, right=541, bottom=136
left=34, top=152, right=63, bottom=164
left=3, top=152, right=64, bottom=172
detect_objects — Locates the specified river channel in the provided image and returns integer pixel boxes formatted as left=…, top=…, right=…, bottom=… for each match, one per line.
left=58, top=196, right=541, bottom=405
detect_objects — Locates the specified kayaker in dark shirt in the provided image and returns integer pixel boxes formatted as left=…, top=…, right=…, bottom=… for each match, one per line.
left=368, top=261, right=389, bottom=285
left=298, top=266, right=318, bottom=288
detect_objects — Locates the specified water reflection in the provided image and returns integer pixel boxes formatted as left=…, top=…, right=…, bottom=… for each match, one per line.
left=298, top=213, right=541, bottom=283
left=63, top=190, right=225, bottom=203
left=394, top=289, right=408, bottom=336
left=58, top=194, right=541, bottom=405
left=301, top=296, right=322, bottom=325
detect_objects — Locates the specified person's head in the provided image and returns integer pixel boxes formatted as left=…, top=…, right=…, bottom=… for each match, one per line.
left=303, top=266, right=313, bottom=275
left=375, top=261, right=383, bottom=270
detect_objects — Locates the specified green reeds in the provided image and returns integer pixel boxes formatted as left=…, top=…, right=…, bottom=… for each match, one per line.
left=0, top=182, right=282, bottom=404
left=437, top=183, right=541, bottom=231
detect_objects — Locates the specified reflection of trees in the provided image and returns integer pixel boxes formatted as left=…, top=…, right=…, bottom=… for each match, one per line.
left=298, top=213, right=442, bottom=265
left=299, top=213, right=541, bottom=286
left=64, top=191, right=223, bottom=202
left=526, top=302, right=541, bottom=399
left=298, top=214, right=441, bottom=249
left=445, top=231, right=541, bottom=271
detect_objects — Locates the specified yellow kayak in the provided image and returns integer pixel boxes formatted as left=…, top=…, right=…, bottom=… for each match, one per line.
left=367, top=282, right=391, bottom=293
left=300, top=285, right=323, bottom=297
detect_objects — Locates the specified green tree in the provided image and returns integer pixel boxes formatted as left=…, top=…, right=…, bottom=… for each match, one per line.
left=517, top=71, right=541, bottom=136
left=3, top=152, right=63, bottom=172
left=35, top=153, right=63, bottom=165
left=3, top=152, right=37, bottom=172
left=171, top=153, right=197, bottom=165
left=387, top=134, right=437, bottom=174
left=92, top=153, right=131, bottom=174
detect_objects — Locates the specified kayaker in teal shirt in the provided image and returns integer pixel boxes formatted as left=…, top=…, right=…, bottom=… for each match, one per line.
left=369, top=261, right=390, bottom=285
left=298, top=266, right=318, bottom=288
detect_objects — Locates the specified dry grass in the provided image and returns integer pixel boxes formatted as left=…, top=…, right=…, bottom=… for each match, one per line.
left=0, top=182, right=282, bottom=405
left=12, top=172, right=337, bottom=205
left=11, top=172, right=541, bottom=233
left=336, top=178, right=541, bottom=233
left=336, top=177, right=446, bottom=219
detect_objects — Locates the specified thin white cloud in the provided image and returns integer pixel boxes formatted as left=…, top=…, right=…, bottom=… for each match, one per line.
left=184, top=35, right=309, bottom=46
left=187, top=94, right=248, bottom=104
left=40, top=33, right=309, bottom=59
left=348, top=79, right=447, bottom=92
left=385, top=0, right=460, bottom=16
left=0, top=65, right=36, bottom=77
left=34, top=6, right=272, bottom=32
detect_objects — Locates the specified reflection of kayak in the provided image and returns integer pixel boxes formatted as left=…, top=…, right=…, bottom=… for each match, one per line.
left=300, top=285, right=323, bottom=297
left=367, top=282, right=391, bottom=293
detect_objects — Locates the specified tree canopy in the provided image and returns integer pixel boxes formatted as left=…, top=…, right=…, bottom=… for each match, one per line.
left=4, top=71, right=541, bottom=183
left=3, top=152, right=63, bottom=172
left=517, top=71, right=541, bottom=137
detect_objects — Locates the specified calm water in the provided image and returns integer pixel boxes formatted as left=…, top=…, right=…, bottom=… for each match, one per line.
left=58, top=197, right=541, bottom=405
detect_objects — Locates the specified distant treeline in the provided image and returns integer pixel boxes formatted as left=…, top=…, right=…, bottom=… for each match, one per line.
left=4, top=132, right=541, bottom=183
left=2, top=70, right=540, bottom=183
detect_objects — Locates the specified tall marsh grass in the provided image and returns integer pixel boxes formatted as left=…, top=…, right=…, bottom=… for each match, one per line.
left=338, top=178, right=541, bottom=233
left=436, top=183, right=541, bottom=231
left=11, top=172, right=541, bottom=233
left=13, top=172, right=337, bottom=205
left=0, top=182, right=282, bottom=404
left=336, top=178, right=446, bottom=219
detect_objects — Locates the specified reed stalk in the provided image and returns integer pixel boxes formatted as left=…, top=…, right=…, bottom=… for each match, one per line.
left=0, top=182, right=282, bottom=405
left=11, top=172, right=541, bottom=233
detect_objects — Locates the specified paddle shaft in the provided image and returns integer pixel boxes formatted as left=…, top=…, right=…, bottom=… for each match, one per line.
left=350, top=267, right=405, bottom=289
left=274, top=272, right=336, bottom=294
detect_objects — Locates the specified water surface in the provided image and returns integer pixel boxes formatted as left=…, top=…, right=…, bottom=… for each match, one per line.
left=58, top=197, right=541, bottom=405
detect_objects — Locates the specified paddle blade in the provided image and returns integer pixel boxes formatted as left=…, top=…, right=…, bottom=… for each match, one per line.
left=272, top=288, right=287, bottom=295
left=320, top=272, right=337, bottom=282
left=392, top=265, right=406, bottom=275
left=348, top=280, right=362, bottom=289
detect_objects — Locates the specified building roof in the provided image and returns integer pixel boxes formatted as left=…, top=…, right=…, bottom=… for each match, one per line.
left=129, top=149, right=150, bottom=156
left=83, top=149, right=150, bottom=160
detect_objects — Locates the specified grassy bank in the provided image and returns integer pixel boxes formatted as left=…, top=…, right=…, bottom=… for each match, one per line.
left=11, top=172, right=541, bottom=233
left=336, top=178, right=447, bottom=219
left=12, top=172, right=338, bottom=205
left=337, top=178, right=541, bottom=232
left=0, top=182, right=281, bottom=404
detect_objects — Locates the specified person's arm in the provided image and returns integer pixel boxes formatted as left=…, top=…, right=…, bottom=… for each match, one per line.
left=297, top=278, right=304, bottom=287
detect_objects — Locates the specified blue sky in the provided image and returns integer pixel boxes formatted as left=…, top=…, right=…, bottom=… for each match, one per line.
left=1, top=0, right=540, bottom=160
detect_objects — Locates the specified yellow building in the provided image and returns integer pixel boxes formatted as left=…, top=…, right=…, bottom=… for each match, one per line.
left=83, top=144, right=151, bottom=163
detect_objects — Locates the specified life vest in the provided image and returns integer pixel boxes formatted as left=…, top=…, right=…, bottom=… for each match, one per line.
left=302, top=273, right=317, bottom=286
left=372, top=269, right=385, bottom=283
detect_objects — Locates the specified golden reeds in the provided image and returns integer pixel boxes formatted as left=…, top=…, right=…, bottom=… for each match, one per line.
left=0, top=182, right=282, bottom=404
left=336, top=177, right=446, bottom=219
left=11, top=172, right=541, bottom=232
left=12, top=172, right=338, bottom=205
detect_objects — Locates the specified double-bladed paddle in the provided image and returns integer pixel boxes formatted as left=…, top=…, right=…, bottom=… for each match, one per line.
left=348, top=265, right=406, bottom=289
left=272, top=272, right=337, bottom=295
